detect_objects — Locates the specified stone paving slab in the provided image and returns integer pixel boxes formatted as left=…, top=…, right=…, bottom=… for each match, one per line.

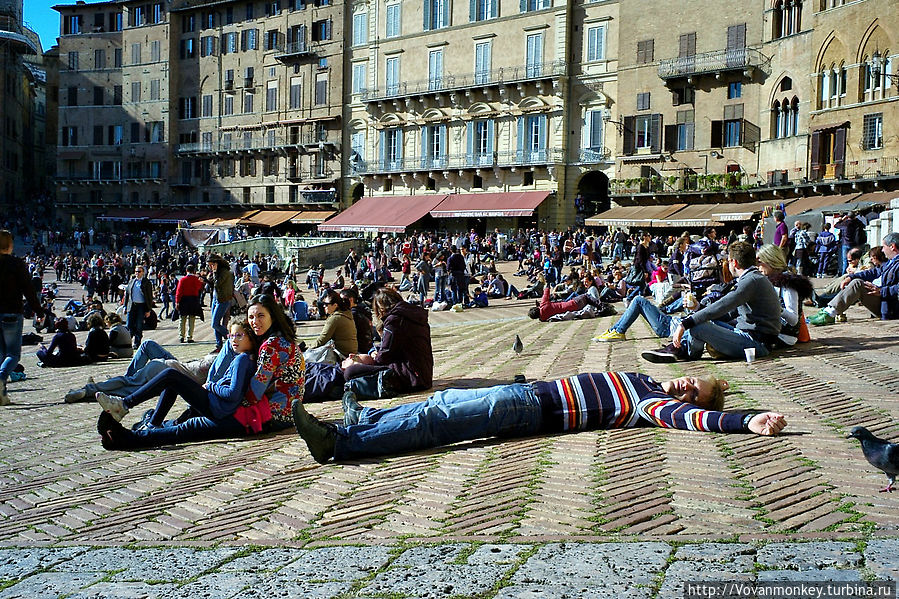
left=0, top=542, right=894, bottom=598
left=2, top=266, right=899, bottom=594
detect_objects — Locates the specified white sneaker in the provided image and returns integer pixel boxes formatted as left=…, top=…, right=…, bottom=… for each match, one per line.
left=96, top=391, right=129, bottom=422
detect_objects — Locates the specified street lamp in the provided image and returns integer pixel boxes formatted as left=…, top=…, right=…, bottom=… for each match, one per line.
left=871, top=51, right=899, bottom=85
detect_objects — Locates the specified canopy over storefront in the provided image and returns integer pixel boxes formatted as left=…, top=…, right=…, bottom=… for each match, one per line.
left=239, top=210, right=301, bottom=228
left=710, top=200, right=782, bottom=222
left=429, top=191, right=550, bottom=218
left=190, top=210, right=260, bottom=227
left=290, top=211, right=336, bottom=224
left=318, top=195, right=448, bottom=233
left=585, top=204, right=687, bottom=227
left=653, top=204, right=724, bottom=228
left=96, top=209, right=167, bottom=222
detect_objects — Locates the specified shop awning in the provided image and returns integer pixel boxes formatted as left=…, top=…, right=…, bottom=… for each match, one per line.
left=711, top=200, right=782, bottom=222
left=786, top=194, right=860, bottom=215
left=190, top=210, right=259, bottom=227
left=810, top=120, right=850, bottom=133
left=290, top=210, right=336, bottom=224
left=149, top=209, right=207, bottom=224
left=850, top=190, right=899, bottom=207
left=96, top=209, right=166, bottom=222
left=585, top=204, right=686, bottom=227
left=318, top=195, right=447, bottom=233
left=654, top=204, right=724, bottom=228
left=240, top=209, right=301, bottom=228
left=429, top=191, right=550, bottom=218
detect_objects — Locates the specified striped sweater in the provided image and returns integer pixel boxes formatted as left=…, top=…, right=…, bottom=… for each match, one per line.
left=533, top=372, right=745, bottom=433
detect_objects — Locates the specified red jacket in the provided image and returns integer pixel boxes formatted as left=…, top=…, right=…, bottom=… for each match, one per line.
left=175, top=274, right=204, bottom=304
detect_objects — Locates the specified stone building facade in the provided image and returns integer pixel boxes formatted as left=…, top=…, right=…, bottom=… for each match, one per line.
left=54, top=0, right=343, bottom=224
left=0, top=0, right=47, bottom=207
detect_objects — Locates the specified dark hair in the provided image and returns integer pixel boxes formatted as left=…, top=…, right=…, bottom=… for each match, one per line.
left=0, top=229, right=11, bottom=251
left=847, top=247, right=864, bottom=262
left=54, top=317, right=69, bottom=332
left=247, top=294, right=297, bottom=343
left=728, top=241, right=756, bottom=270
left=528, top=306, right=541, bottom=320
left=323, top=289, right=350, bottom=311
left=371, top=287, right=404, bottom=326
left=86, top=313, right=105, bottom=329
left=339, top=285, right=361, bottom=305
left=869, top=246, right=887, bottom=264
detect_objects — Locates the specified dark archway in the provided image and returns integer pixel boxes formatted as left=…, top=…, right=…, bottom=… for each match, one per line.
left=577, top=171, right=610, bottom=217
left=349, top=183, right=364, bottom=205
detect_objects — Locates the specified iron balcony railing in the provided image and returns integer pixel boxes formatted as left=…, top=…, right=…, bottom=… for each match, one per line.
left=177, top=131, right=339, bottom=154
left=577, top=148, right=612, bottom=163
left=353, top=148, right=562, bottom=175
left=275, top=40, right=314, bottom=59
left=361, top=60, right=566, bottom=102
left=658, top=48, right=766, bottom=80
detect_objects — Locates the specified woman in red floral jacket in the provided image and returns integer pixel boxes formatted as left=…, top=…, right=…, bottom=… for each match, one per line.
left=238, top=294, right=305, bottom=433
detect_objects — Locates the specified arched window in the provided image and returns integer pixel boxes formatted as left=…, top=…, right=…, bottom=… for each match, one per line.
left=772, top=100, right=783, bottom=138
left=819, top=69, right=829, bottom=108
left=790, top=97, right=800, bottom=135
left=773, top=1, right=783, bottom=39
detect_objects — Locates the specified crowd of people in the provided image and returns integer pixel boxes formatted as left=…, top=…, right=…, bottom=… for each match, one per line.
left=0, top=203, right=895, bottom=462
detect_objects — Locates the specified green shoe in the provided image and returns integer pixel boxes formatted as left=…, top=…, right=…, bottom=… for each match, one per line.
left=808, top=309, right=835, bottom=326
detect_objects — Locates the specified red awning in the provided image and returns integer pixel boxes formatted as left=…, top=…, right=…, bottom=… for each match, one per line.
left=429, top=191, right=551, bottom=218
left=318, top=195, right=448, bottom=233
left=149, top=209, right=208, bottom=224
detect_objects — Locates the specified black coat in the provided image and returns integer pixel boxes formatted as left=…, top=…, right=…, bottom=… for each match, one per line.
left=374, top=301, right=433, bottom=391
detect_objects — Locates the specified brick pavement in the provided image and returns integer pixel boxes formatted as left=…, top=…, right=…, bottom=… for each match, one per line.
left=1, top=266, right=899, bottom=596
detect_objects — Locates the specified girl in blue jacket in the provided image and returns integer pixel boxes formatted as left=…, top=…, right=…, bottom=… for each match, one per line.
left=96, top=317, right=259, bottom=449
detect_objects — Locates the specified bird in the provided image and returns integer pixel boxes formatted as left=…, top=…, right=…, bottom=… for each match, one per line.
left=512, top=334, right=524, bottom=355
left=847, top=426, right=899, bottom=492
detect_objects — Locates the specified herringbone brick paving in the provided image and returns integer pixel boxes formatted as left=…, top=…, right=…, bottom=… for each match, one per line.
left=2, top=266, right=899, bottom=548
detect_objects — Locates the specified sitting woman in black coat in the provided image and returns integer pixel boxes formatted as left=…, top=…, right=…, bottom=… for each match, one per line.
left=37, top=318, right=83, bottom=367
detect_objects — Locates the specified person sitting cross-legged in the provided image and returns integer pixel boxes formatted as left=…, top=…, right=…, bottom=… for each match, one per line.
left=808, top=232, right=899, bottom=325
left=641, top=241, right=782, bottom=363
left=291, top=372, right=786, bottom=464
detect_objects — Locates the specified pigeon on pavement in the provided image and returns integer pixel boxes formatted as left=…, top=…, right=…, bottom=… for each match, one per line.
left=847, top=426, right=899, bottom=492
left=512, top=334, right=524, bottom=355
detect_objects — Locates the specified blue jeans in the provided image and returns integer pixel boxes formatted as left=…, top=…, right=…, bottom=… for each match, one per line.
left=0, top=314, right=24, bottom=382
left=211, top=297, right=231, bottom=346
left=683, top=321, right=770, bottom=360
left=126, top=303, right=146, bottom=345
left=839, top=245, right=851, bottom=275
left=126, top=340, right=175, bottom=377
left=433, top=275, right=447, bottom=302
left=611, top=296, right=672, bottom=338
left=334, top=383, right=542, bottom=460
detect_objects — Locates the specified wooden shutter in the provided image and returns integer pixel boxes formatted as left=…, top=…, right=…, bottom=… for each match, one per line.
left=650, top=114, right=662, bottom=154
left=679, top=33, right=696, bottom=58
left=623, top=116, right=636, bottom=155
left=727, top=23, right=746, bottom=49
left=833, top=127, right=846, bottom=177
left=742, top=120, right=760, bottom=152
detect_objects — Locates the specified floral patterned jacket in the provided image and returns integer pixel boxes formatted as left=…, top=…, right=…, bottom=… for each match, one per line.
left=235, top=334, right=304, bottom=432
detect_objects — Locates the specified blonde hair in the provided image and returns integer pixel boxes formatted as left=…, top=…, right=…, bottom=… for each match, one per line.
left=700, top=375, right=727, bottom=411
left=756, top=244, right=787, bottom=273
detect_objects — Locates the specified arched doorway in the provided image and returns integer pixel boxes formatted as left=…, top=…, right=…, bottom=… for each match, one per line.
left=349, top=183, right=364, bottom=205
left=577, top=171, right=610, bottom=218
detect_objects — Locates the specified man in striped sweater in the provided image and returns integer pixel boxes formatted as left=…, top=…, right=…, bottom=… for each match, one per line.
left=291, top=372, right=786, bottom=464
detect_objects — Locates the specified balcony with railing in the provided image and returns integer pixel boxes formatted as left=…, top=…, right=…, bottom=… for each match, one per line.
left=577, top=148, right=613, bottom=164
left=361, top=60, right=567, bottom=103
left=354, top=148, right=563, bottom=175
left=0, top=15, right=39, bottom=54
left=177, top=131, right=339, bottom=154
left=275, top=40, right=315, bottom=60
left=658, top=48, right=767, bottom=81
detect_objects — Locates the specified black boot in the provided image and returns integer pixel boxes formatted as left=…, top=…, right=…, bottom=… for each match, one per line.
left=291, top=401, right=337, bottom=464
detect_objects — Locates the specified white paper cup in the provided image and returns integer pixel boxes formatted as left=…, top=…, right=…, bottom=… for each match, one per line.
left=744, top=347, right=756, bottom=363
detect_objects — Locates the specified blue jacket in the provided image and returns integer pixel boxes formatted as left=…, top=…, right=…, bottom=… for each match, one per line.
left=207, top=352, right=255, bottom=420
left=850, top=255, right=899, bottom=319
